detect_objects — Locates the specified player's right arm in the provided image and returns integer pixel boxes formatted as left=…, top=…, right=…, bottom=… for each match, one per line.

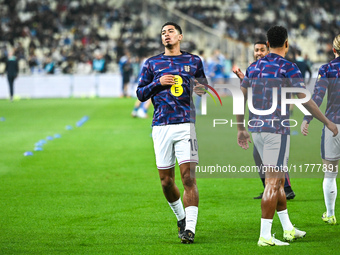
left=136, top=60, right=174, bottom=102
left=159, top=75, right=175, bottom=86
left=237, top=79, right=251, bottom=150
left=234, top=61, right=254, bottom=82
left=233, top=67, right=245, bottom=81
left=298, top=93, right=338, bottom=137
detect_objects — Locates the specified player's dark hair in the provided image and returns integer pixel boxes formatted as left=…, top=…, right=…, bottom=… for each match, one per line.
left=254, top=41, right=268, bottom=49
left=266, top=26, right=288, bottom=48
left=161, top=22, right=182, bottom=34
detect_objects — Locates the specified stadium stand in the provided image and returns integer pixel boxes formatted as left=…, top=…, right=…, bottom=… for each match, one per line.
left=165, top=0, right=340, bottom=61
left=0, top=0, right=338, bottom=75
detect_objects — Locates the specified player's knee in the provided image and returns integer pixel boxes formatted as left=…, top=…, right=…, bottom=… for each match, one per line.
left=181, top=171, right=195, bottom=188
left=160, top=175, right=174, bottom=190
left=266, top=178, right=281, bottom=190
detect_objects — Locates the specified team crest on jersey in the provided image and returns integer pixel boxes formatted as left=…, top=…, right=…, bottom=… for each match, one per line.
left=184, top=65, right=190, bottom=72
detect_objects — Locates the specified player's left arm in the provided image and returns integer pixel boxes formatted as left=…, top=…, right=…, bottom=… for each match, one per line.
left=193, top=57, right=208, bottom=96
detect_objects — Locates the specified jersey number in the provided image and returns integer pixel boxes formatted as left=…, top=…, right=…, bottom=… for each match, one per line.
left=189, top=139, right=198, bottom=152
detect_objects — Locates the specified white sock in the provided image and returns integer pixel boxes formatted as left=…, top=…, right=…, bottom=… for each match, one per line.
left=185, top=206, right=198, bottom=234
left=168, top=198, right=185, bottom=221
left=323, top=172, right=338, bottom=217
left=260, top=218, right=273, bottom=240
left=277, top=209, right=294, bottom=231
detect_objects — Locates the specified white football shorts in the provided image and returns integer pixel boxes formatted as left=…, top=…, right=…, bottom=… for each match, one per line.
left=321, top=124, right=340, bottom=161
left=252, top=132, right=290, bottom=170
left=152, top=123, right=198, bottom=169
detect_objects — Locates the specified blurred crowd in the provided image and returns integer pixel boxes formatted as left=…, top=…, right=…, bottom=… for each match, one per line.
left=0, top=0, right=336, bottom=76
left=0, top=0, right=162, bottom=75
left=168, top=0, right=339, bottom=61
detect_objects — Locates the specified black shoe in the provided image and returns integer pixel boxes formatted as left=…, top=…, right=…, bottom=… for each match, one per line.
left=286, top=191, right=296, bottom=200
left=177, top=218, right=186, bottom=238
left=253, top=192, right=263, bottom=199
left=181, top=230, right=195, bottom=244
left=284, top=186, right=295, bottom=200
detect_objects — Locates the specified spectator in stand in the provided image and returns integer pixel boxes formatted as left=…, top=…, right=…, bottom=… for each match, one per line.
left=43, top=56, right=55, bottom=74
left=0, top=0, right=339, bottom=75
left=295, top=50, right=312, bottom=85
left=92, top=50, right=107, bottom=73
left=28, top=49, right=39, bottom=73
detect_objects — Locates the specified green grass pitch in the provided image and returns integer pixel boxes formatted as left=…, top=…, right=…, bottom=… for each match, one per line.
left=0, top=97, right=339, bottom=254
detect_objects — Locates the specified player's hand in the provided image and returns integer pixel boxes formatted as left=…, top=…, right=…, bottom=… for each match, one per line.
left=233, top=68, right=244, bottom=80
left=160, top=75, right=175, bottom=86
left=193, top=79, right=206, bottom=96
left=326, top=121, right=338, bottom=137
left=300, top=120, right=309, bottom=136
left=237, top=130, right=251, bottom=150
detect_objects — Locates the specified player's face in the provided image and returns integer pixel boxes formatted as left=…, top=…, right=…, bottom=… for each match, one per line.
left=161, top=25, right=182, bottom=48
left=254, top=44, right=269, bottom=60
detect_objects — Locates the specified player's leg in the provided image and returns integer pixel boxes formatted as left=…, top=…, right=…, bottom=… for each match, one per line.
left=7, top=76, right=14, bottom=101
left=257, top=133, right=304, bottom=245
left=251, top=133, right=286, bottom=246
left=276, top=174, right=287, bottom=212
left=142, top=99, right=152, bottom=116
left=252, top=133, right=273, bottom=241
left=175, top=123, right=199, bottom=243
left=321, top=125, right=339, bottom=224
left=158, top=167, right=186, bottom=237
left=123, top=81, right=128, bottom=97
left=260, top=170, right=283, bottom=243
left=268, top=134, right=305, bottom=242
left=262, top=170, right=284, bottom=219
left=137, top=102, right=148, bottom=118
left=262, top=168, right=303, bottom=241
left=180, top=163, right=199, bottom=207
left=158, top=167, right=186, bottom=232
left=152, top=125, right=186, bottom=238
left=122, top=73, right=130, bottom=97
left=261, top=133, right=289, bottom=220
left=158, top=167, right=181, bottom=202
left=258, top=168, right=290, bottom=246
left=275, top=173, right=297, bottom=241
left=179, top=162, right=198, bottom=244
left=284, top=172, right=295, bottom=200
left=322, top=159, right=338, bottom=224
left=131, top=100, right=141, bottom=117
left=121, top=78, right=125, bottom=97
left=253, top=145, right=265, bottom=199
